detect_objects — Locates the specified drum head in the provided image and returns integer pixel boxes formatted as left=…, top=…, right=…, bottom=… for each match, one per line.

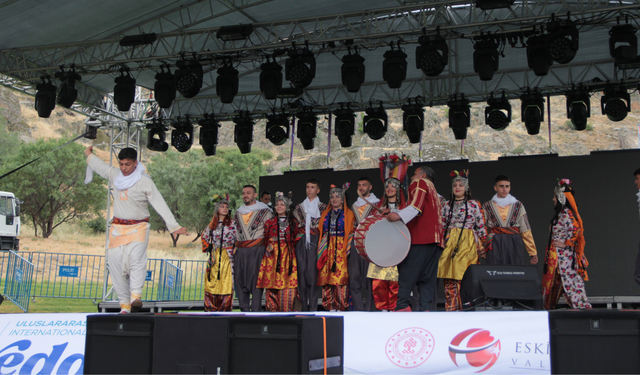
left=364, top=219, right=411, bottom=267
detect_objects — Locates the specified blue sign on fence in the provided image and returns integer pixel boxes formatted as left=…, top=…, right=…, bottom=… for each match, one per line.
left=58, top=266, right=79, bottom=277
left=15, top=268, right=23, bottom=283
left=145, top=270, right=153, bottom=281
left=167, top=275, right=174, bottom=289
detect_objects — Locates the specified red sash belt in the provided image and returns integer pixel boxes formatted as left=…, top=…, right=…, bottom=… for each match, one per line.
left=490, top=226, right=520, bottom=234
left=236, top=238, right=264, bottom=248
left=112, top=217, right=149, bottom=225
left=310, top=228, right=320, bottom=235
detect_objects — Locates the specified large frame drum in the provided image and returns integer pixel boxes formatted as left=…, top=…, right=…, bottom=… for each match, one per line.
left=353, top=215, right=411, bottom=267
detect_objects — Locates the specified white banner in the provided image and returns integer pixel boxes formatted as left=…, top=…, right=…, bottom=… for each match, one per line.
left=0, top=313, right=90, bottom=375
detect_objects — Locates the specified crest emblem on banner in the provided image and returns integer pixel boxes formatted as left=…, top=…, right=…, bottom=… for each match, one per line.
left=385, top=327, right=434, bottom=368
left=449, top=328, right=501, bottom=372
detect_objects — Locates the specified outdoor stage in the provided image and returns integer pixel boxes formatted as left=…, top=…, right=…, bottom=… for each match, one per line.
left=1, top=309, right=638, bottom=374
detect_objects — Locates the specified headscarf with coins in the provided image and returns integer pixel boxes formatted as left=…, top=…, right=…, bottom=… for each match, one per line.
left=274, top=191, right=293, bottom=211
left=450, top=170, right=469, bottom=191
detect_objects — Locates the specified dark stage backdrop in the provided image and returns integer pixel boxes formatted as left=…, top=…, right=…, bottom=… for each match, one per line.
left=260, top=149, right=640, bottom=297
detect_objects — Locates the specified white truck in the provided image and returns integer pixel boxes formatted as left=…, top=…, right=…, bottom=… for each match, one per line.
left=0, top=191, right=20, bottom=251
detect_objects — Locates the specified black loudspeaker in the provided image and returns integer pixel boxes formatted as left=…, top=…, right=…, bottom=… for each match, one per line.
left=460, top=265, right=543, bottom=310
left=550, top=310, right=640, bottom=374
left=228, top=316, right=344, bottom=374
left=84, top=314, right=156, bottom=374
left=152, top=315, right=229, bottom=374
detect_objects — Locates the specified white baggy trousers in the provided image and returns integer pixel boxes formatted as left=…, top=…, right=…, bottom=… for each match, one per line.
left=108, top=231, right=150, bottom=311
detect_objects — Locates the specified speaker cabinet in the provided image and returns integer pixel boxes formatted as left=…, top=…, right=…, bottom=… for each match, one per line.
left=461, top=264, right=543, bottom=310
left=84, top=314, right=156, bottom=374
left=550, top=310, right=640, bottom=374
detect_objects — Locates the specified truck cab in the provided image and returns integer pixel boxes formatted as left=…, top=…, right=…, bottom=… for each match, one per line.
left=0, top=191, right=20, bottom=251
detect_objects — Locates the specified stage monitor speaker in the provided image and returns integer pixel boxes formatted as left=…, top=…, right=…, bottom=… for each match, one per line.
left=550, top=310, right=640, bottom=374
left=152, top=315, right=229, bottom=374
left=84, top=314, right=156, bottom=374
left=460, top=264, right=543, bottom=310
left=228, top=316, right=344, bottom=374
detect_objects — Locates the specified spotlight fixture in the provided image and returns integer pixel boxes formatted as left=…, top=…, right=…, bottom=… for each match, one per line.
left=154, top=66, right=175, bottom=108
left=216, top=24, right=254, bottom=41
left=296, top=108, right=317, bottom=150
left=363, top=103, right=388, bottom=140
left=601, top=85, right=631, bottom=122
left=475, top=0, right=515, bottom=10
left=233, top=112, right=254, bottom=154
left=216, top=63, right=239, bottom=104
left=485, top=93, right=512, bottom=131
left=35, top=76, right=56, bottom=118
left=54, top=67, right=81, bottom=109
left=520, top=90, right=545, bottom=135
left=566, top=88, right=591, bottom=131
left=285, top=46, right=316, bottom=89
left=401, top=100, right=425, bottom=144
left=473, top=37, right=500, bottom=81
left=382, top=45, right=408, bottom=89
left=547, top=17, right=579, bottom=64
left=171, top=115, right=194, bottom=152
left=266, top=113, right=290, bottom=146
left=198, top=113, right=220, bottom=156
left=610, top=24, right=638, bottom=63
left=448, top=95, right=471, bottom=140
left=416, top=33, right=448, bottom=77
left=260, top=59, right=283, bottom=99
left=84, top=123, right=98, bottom=140
left=526, top=34, right=552, bottom=76
left=334, top=104, right=356, bottom=148
left=146, top=119, right=169, bottom=152
left=341, top=51, right=365, bottom=93
left=175, top=56, right=203, bottom=98
left=113, top=69, right=136, bottom=112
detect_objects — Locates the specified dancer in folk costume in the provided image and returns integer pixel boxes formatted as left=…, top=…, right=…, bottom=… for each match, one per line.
left=542, top=179, right=592, bottom=310
left=367, top=154, right=412, bottom=311
left=234, top=185, right=273, bottom=312
left=317, top=183, right=356, bottom=311
left=349, top=177, right=379, bottom=311
left=293, top=179, right=327, bottom=311
left=439, top=170, right=487, bottom=311
left=257, top=192, right=301, bottom=312
left=201, top=195, right=237, bottom=312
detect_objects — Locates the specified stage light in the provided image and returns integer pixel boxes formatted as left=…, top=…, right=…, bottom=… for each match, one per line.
left=526, top=34, right=552, bottom=76
left=565, top=89, right=591, bottom=131
left=84, top=123, right=98, bottom=140
left=285, top=47, right=316, bottom=89
left=234, top=113, right=254, bottom=154
left=474, top=38, right=499, bottom=81
left=485, top=93, right=512, bottom=131
left=448, top=95, right=471, bottom=140
left=416, top=34, right=448, bottom=77
left=175, top=57, right=203, bottom=98
left=547, top=18, right=579, bottom=64
left=154, top=67, right=175, bottom=108
left=198, top=113, right=220, bottom=156
left=520, top=91, right=545, bottom=135
left=54, top=68, right=81, bottom=109
left=146, top=119, right=169, bottom=152
left=35, top=77, right=56, bottom=118
left=296, top=109, right=317, bottom=150
left=382, top=47, right=408, bottom=89
left=260, top=61, right=283, bottom=99
left=475, top=0, right=515, bottom=10
left=171, top=116, right=194, bottom=153
left=113, top=69, right=136, bottom=112
left=401, top=101, right=424, bottom=144
left=216, top=24, right=253, bottom=41
left=334, top=105, right=355, bottom=148
left=601, top=86, right=631, bottom=122
left=341, top=53, right=365, bottom=93
left=266, top=113, right=290, bottom=146
left=363, top=103, right=388, bottom=140
left=610, top=24, right=638, bottom=63
left=216, top=64, right=239, bottom=104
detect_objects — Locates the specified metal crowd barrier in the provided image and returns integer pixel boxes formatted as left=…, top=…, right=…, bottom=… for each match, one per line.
left=27, top=252, right=105, bottom=299
left=157, top=259, right=183, bottom=301
left=3, top=251, right=34, bottom=312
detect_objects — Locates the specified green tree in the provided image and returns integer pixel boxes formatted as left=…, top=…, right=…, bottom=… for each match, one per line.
left=2, top=139, right=106, bottom=238
left=0, top=109, right=22, bottom=166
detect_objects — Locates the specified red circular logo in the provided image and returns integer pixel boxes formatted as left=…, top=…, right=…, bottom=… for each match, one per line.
left=449, top=328, right=501, bottom=372
left=385, top=328, right=435, bottom=368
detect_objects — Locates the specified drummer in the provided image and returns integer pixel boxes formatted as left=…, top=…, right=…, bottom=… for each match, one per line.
left=349, top=177, right=379, bottom=311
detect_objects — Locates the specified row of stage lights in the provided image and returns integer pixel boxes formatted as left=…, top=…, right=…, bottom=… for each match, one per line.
left=140, top=83, right=632, bottom=156
left=33, top=17, right=638, bottom=118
